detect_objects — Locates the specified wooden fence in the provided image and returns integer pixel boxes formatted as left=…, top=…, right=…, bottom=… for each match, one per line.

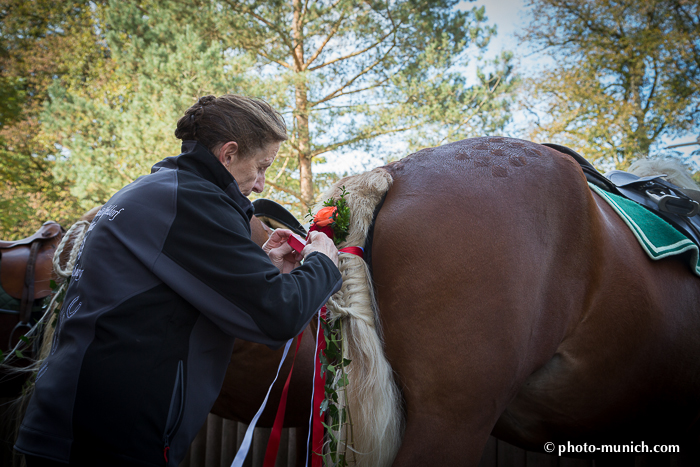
left=181, top=413, right=689, bottom=467
left=1, top=403, right=690, bottom=467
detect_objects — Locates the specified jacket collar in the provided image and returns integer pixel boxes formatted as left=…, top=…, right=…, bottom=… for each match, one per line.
left=151, top=140, right=254, bottom=219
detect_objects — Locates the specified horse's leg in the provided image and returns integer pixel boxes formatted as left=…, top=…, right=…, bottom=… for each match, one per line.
left=372, top=142, right=591, bottom=465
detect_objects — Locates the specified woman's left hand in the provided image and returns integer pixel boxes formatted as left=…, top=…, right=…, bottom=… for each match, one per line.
left=263, top=229, right=303, bottom=273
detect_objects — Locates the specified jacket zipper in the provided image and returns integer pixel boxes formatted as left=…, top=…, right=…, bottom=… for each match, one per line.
left=163, top=360, right=185, bottom=463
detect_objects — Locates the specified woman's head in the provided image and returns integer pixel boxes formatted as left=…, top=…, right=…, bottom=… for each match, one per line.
left=175, top=94, right=287, bottom=195
left=175, top=94, right=287, bottom=157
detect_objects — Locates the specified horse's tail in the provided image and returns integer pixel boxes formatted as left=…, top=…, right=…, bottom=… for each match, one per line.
left=315, top=168, right=403, bottom=467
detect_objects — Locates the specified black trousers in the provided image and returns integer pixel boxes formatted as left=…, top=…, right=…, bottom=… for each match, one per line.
left=24, top=455, right=69, bottom=466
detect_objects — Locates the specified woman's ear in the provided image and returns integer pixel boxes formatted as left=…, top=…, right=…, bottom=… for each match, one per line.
left=216, top=141, right=239, bottom=168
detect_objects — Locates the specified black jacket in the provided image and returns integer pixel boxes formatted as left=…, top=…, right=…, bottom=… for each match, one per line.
left=15, top=141, right=342, bottom=466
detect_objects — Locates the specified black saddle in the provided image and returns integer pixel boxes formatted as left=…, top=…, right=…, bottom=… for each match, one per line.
left=543, top=143, right=700, bottom=248
left=252, top=199, right=307, bottom=237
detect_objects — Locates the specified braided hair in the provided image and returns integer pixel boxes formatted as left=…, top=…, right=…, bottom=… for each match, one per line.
left=175, top=94, right=287, bottom=158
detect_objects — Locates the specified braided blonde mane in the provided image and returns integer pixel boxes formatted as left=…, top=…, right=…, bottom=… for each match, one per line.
left=314, top=167, right=403, bottom=467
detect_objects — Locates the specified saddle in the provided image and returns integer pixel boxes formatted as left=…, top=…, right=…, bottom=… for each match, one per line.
left=252, top=198, right=307, bottom=237
left=0, top=221, right=64, bottom=351
left=544, top=143, right=700, bottom=248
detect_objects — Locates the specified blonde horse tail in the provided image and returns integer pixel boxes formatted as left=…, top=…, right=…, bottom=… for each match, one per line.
left=316, top=168, right=403, bottom=467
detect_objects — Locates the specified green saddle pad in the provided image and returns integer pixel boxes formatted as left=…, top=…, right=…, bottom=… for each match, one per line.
left=589, top=183, right=700, bottom=276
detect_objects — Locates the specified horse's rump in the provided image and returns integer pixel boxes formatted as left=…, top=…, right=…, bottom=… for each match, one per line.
left=323, top=137, right=700, bottom=465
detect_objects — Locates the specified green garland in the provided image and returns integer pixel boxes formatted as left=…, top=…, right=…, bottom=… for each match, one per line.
left=307, top=187, right=354, bottom=465
left=319, top=316, right=353, bottom=466
left=307, top=186, right=351, bottom=247
left=327, top=187, right=351, bottom=246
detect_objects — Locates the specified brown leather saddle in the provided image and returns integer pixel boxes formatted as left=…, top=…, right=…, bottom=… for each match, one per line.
left=0, top=221, right=64, bottom=352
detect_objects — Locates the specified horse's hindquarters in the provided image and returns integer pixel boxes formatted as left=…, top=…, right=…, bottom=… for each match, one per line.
left=497, top=188, right=700, bottom=450
left=374, top=138, right=596, bottom=465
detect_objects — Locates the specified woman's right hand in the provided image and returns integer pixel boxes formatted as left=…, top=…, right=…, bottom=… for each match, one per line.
left=302, top=231, right=339, bottom=267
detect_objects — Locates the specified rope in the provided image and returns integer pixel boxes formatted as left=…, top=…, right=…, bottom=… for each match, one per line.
left=53, top=220, right=90, bottom=279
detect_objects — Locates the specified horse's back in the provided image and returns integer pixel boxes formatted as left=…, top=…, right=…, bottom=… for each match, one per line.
left=371, top=137, right=700, bottom=465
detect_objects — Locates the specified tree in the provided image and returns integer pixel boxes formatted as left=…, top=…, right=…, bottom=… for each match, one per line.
left=0, top=0, right=102, bottom=238
left=43, top=0, right=243, bottom=208
left=214, top=0, right=516, bottom=211
left=520, top=0, right=700, bottom=169
left=42, top=0, right=516, bottom=218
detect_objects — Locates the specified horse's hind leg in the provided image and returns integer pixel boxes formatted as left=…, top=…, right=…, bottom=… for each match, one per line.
left=379, top=288, right=539, bottom=467
left=372, top=219, right=539, bottom=465
left=394, top=408, right=496, bottom=465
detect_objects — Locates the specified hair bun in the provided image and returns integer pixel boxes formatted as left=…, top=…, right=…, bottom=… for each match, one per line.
left=198, top=95, right=216, bottom=107
left=174, top=94, right=288, bottom=150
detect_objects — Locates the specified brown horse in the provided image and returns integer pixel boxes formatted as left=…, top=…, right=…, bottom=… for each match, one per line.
left=17, top=137, right=700, bottom=466
left=215, top=137, right=700, bottom=466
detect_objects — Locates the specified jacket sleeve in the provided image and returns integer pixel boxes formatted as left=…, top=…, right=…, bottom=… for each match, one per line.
left=153, top=181, right=342, bottom=346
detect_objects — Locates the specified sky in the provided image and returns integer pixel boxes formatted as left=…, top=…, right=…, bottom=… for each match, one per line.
left=315, top=0, right=699, bottom=174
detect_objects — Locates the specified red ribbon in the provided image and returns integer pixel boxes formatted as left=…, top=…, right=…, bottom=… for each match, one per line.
left=264, top=219, right=365, bottom=466
left=262, top=332, right=304, bottom=467
left=339, top=246, right=364, bottom=259
left=311, top=306, right=327, bottom=467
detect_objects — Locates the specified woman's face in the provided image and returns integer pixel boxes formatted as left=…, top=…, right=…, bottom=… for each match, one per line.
left=220, top=141, right=280, bottom=196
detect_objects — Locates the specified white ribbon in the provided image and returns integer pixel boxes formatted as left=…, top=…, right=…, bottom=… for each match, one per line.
left=230, top=338, right=293, bottom=467
left=304, top=311, right=323, bottom=467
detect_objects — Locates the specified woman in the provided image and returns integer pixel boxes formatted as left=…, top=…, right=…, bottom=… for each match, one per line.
left=15, top=95, right=341, bottom=466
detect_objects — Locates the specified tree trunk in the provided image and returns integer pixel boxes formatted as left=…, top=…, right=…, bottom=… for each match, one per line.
left=292, top=0, right=313, bottom=212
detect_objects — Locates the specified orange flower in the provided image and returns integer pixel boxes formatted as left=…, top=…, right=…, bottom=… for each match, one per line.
left=314, top=206, right=337, bottom=227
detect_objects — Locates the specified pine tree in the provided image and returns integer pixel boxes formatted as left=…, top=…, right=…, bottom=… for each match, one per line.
left=213, top=0, right=516, bottom=211
left=44, top=0, right=241, bottom=208
left=42, top=0, right=516, bottom=218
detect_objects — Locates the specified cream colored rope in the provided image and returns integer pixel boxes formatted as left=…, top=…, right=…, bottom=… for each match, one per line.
left=52, top=220, right=90, bottom=279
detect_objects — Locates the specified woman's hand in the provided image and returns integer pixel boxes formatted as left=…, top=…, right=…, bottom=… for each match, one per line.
left=263, top=229, right=303, bottom=273
left=302, top=231, right=339, bottom=267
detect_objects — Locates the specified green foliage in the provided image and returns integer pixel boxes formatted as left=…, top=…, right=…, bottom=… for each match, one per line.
left=44, top=0, right=247, bottom=208
left=319, top=315, right=352, bottom=467
left=0, top=0, right=98, bottom=238
left=0, top=75, right=24, bottom=127
left=520, top=0, right=700, bottom=170
left=3, top=0, right=515, bottom=228
left=328, top=188, right=351, bottom=246
left=309, top=186, right=351, bottom=246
